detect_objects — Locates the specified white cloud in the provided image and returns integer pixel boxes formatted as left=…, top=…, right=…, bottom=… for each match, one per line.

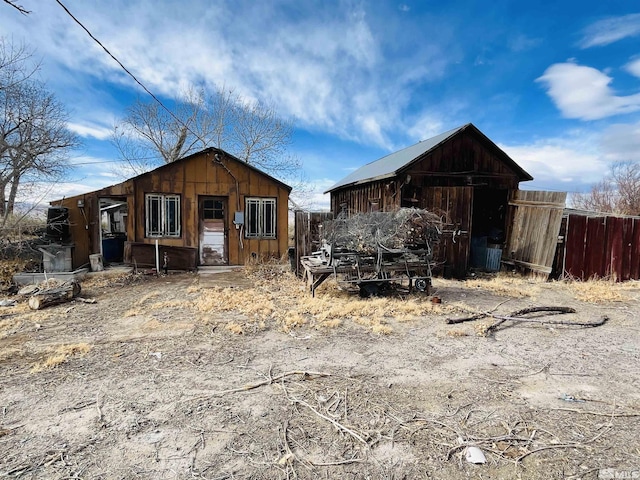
left=625, top=57, right=640, bottom=78
left=579, top=13, right=640, bottom=48
left=500, top=135, right=606, bottom=188
left=290, top=178, right=334, bottom=211
left=600, top=121, right=640, bottom=163
left=0, top=0, right=455, bottom=149
left=15, top=181, right=100, bottom=207
left=537, top=62, right=640, bottom=120
left=406, top=115, right=444, bottom=142
left=67, top=122, right=112, bottom=140
left=508, top=34, right=542, bottom=52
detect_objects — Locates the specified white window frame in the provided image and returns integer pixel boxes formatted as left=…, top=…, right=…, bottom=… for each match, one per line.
left=145, top=193, right=181, bottom=238
left=245, top=197, right=277, bottom=239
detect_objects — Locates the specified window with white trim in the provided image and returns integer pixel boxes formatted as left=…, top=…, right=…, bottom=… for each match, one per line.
left=145, top=194, right=181, bottom=237
left=245, top=197, right=276, bottom=239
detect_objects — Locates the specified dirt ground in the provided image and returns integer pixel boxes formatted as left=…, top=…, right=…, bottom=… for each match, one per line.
left=0, top=266, right=639, bottom=480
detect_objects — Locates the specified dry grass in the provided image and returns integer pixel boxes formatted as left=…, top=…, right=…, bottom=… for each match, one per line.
left=561, top=279, right=628, bottom=303
left=30, top=343, right=91, bottom=373
left=195, top=264, right=457, bottom=335
left=0, top=347, right=24, bottom=363
left=463, top=273, right=542, bottom=298
left=82, top=272, right=143, bottom=291
left=0, top=259, right=33, bottom=290
left=446, top=329, right=469, bottom=337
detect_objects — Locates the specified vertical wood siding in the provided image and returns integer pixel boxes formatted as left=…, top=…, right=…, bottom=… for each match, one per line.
left=505, top=191, right=567, bottom=275
left=420, top=186, right=472, bottom=278
left=563, top=214, right=640, bottom=281
left=54, top=151, right=290, bottom=268
left=294, top=211, right=333, bottom=276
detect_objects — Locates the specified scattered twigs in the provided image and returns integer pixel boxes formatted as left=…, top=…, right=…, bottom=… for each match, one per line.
left=447, top=306, right=576, bottom=325
left=184, top=370, right=332, bottom=401
left=515, top=443, right=583, bottom=462
left=446, top=306, right=607, bottom=334
left=490, top=314, right=608, bottom=328
left=446, top=312, right=487, bottom=325
left=289, top=395, right=369, bottom=446
left=549, top=407, right=640, bottom=418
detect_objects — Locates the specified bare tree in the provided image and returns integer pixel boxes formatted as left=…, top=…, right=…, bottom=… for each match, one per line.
left=0, top=39, right=79, bottom=223
left=572, top=162, right=640, bottom=215
left=2, top=0, right=30, bottom=15
left=111, top=86, right=301, bottom=180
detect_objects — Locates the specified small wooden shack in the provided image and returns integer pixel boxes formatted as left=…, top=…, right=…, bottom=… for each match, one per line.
left=325, top=123, right=563, bottom=278
left=52, top=148, right=291, bottom=270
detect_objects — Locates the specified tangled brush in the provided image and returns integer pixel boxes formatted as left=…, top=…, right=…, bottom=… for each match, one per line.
left=322, top=208, right=443, bottom=254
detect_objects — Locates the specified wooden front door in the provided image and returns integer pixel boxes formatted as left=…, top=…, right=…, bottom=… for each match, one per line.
left=199, top=197, right=228, bottom=265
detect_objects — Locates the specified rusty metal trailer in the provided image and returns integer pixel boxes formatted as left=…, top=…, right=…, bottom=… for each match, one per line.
left=300, top=244, right=434, bottom=297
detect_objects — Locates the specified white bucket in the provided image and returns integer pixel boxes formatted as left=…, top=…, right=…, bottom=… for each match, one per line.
left=89, top=253, right=104, bottom=272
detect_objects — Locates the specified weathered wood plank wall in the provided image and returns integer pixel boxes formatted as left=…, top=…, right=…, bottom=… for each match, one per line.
left=54, top=150, right=290, bottom=268
left=505, top=191, right=567, bottom=275
left=294, top=211, right=333, bottom=277
left=330, top=180, right=400, bottom=215
left=420, top=186, right=472, bottom=278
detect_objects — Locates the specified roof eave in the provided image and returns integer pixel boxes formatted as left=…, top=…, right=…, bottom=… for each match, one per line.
left=324, top=172, right=397, bottom=194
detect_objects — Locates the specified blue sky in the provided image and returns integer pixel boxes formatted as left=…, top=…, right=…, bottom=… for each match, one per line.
left=2, top=0, right=640, bottom=209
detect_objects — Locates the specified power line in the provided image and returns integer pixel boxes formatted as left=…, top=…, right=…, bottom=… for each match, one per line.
left=53, top=0, right=206, bottom=145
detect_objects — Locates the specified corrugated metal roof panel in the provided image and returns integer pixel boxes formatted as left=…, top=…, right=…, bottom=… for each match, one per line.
left=325, top=125, right=467, bottom=193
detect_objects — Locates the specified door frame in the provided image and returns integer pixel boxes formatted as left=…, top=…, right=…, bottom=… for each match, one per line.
left=198, top=196, right=229, bottom=265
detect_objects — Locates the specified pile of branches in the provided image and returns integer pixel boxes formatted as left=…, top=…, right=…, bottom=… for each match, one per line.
left=322, top=208, right=442, bottom=254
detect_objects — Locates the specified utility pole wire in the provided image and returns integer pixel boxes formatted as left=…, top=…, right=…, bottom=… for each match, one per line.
left=53, top=0, right=207, bottom=146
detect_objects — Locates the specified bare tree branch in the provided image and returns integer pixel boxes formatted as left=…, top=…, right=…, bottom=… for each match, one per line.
left=111, top=86, right=302, bottom=184
left=572, top=162, right=640, bottom=215
left=2, top=0, right=30, bottom=15
left=1, top=38, right=79, bottom=220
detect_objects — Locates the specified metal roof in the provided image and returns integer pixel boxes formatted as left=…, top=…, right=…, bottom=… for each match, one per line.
left=325, top=123, right=532, bottom=193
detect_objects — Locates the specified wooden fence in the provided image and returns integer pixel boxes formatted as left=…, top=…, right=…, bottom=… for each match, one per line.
left=505, top=191, right=567, bottom=275
left=293, top=211, right=333, bottom=277
left=560, top=213, right=640, bottom=281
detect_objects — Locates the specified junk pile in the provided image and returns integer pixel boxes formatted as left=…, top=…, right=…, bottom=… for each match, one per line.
left=322, top=208, right=443, bottom=255
left=300, top=208, right=443, bottom=297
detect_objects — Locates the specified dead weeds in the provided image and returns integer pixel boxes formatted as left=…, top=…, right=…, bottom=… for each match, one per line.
left=561, top=278, right=629, bottom=303
left=196, top=270, right=456, bottom=335
left=463, top=273, right=542, bottom=298
left=30, top=342, right=91, bottom=373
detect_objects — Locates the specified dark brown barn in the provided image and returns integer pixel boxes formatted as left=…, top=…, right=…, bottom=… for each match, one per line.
left=52, top=148, right=291, bottom=270
left=325, top=123, right=554, bottom=278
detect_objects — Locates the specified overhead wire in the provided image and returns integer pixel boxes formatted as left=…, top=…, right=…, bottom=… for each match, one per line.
left=53, top=0, right=207, bottom=146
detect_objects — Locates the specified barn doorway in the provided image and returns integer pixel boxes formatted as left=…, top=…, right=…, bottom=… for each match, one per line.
left=470, top=188, right=508, bottom=270
left=199, top=196, right=228, bottom=265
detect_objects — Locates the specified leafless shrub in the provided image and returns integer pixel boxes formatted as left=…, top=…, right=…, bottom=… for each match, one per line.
left=572, top=162, right=640, bottom=215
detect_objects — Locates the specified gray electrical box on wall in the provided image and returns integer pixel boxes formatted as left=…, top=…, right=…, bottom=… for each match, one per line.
left=234, top=211, right=244, bottom=225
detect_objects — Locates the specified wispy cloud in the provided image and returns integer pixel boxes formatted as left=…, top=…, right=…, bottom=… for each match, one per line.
left=67, top=122, right=112, bottom=140
left=579, top=13, right=640, bottom=48
left=0, top=1, right=455, bottom=149
left=625, top=57, right=640, bottom=78
left=600, top=121, right=640, bottom=163
left=500, top=137, right=605, bottom=187
left=537, top=61, right=640, bottom=120
left=508, top=34, right=542, bottom=52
